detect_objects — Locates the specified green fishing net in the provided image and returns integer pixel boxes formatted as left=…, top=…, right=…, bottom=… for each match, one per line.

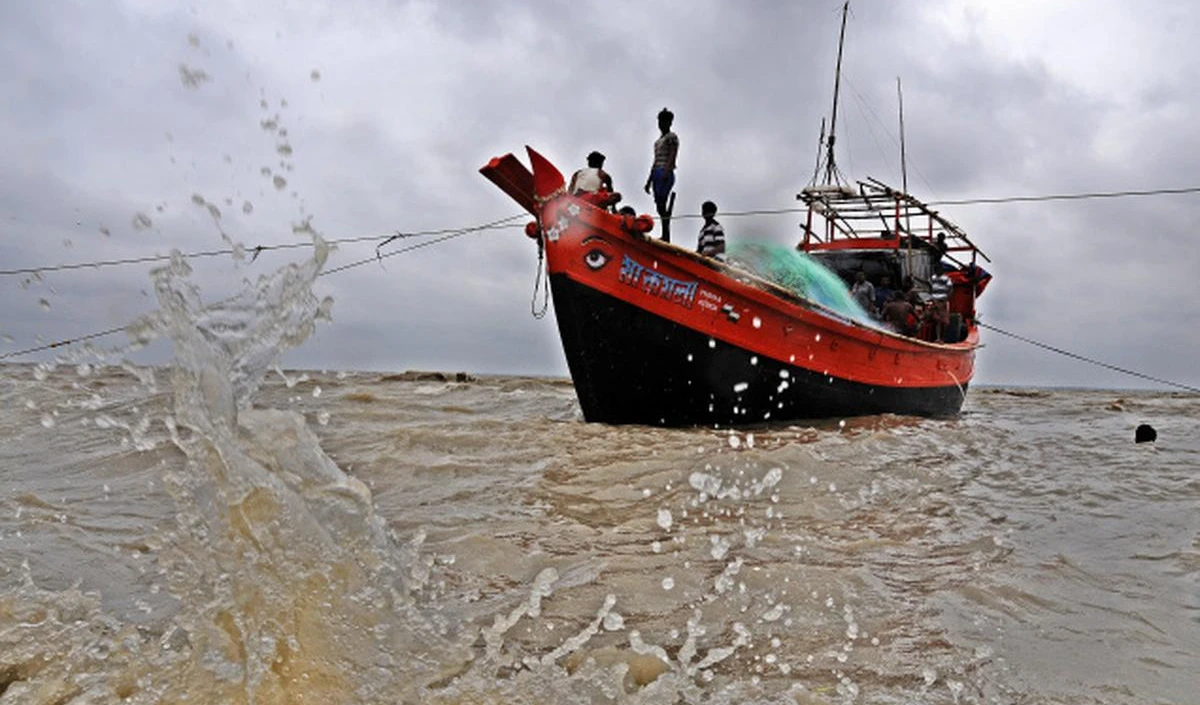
left=726, top=241, right=875, bottom=325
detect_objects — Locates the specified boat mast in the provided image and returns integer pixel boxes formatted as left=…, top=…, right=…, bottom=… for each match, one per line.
left=897, top=77, right=908, bottom=198
left=822, top=0, right=850, bottom=186
left=898, top=76, right=913, bottom=274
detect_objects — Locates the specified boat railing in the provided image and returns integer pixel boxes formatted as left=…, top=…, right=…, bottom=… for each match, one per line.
left=797, top=178, right=990, bottom=268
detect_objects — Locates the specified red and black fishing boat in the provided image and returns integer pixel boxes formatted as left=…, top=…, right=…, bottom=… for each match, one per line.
left=480, top=5, right=991, bottom=427
left=480, top=149, right=990, bottom=427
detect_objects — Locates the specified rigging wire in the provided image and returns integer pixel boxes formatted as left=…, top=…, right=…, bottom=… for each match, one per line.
left=0, top=213, right=526, bottom=361
left=928, top=186, right=1200, bottom=206
left=0, top=215, right=527, bottom=278
left=0, top=325, right=131, bottom=362
left=976, top=322, right=1200, bottom=394
left=7, top=187, right=1200, bottom=389
left=5, top=185, right=1200, bottom=280
left=319, top=215, right=526, bottom=277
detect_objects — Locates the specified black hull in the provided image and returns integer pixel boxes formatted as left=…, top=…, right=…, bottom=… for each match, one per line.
left=550, top=274, right=967, bottom=426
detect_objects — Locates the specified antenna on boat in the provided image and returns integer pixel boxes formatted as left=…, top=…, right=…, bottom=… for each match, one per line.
left=821, top=0, right=850, bottom=186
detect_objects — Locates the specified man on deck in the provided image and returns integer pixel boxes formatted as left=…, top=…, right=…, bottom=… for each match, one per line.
left=644, top=108, right=678, bottom=241
left=568, top=151, right=620, bottom=209
left=696, top=200, right=725, bottom=261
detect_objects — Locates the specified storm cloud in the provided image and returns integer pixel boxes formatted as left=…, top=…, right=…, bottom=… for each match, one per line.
left=2, top=0, right=1198, bottom=390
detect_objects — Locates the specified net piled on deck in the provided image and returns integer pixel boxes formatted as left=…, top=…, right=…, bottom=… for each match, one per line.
left=726, top=241, right=875, bottom=326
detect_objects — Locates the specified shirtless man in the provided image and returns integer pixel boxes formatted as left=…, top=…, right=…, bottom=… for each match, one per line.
left=644, top=108, right=678, bottom=241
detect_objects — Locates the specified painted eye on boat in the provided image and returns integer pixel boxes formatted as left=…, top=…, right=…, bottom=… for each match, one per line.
left=584, top=248, right=611, bottom=270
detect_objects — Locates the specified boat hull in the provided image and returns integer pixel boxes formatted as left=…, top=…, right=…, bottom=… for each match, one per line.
left=550, top=273, right=967, bottom=425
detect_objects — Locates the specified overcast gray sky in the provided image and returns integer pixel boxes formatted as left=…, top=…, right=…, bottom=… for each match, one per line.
left=3, top=0, right=1199, bottom=390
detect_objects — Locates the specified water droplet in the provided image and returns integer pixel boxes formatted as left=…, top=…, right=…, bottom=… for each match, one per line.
left=661, top=577, right=675, bottom=591
left=312, top=386, right=322, bottom=398
left=272, top=175, right=287, bottom=190
left=242, top=201, right=254, bottom=214
left=310, top=69, right=322, bottom=82
left=656, top=508, right=673, bottom=531
left=752, top=316, right=762, bottom=328
left=38, top=298, right=50, bottom=311
left=733, top=382, right=749, bottom=393
left=708, top=338, right=716, bottom=348
left=178, top=64, right=210, bottom=89
left=40, top=413, right=55, bottom=428
left=131, top=212, right=153, bottom=231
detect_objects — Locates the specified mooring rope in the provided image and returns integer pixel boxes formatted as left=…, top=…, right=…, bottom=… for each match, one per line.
left=0, top=213, right=526, bottom=360
left=0, top=326, right=132, bottom=362
left=0, top=215, right=527, bottom=278
left=320, top=215, right=525, bottom=277
left=530, top=236, right=550, bottom=319
left=8, top=183, right=1200, bottom=280
left=976, top=322, right=1200, bottom=394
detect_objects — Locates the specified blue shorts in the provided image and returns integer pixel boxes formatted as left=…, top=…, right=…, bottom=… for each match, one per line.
left=650, top=166, right=675, bottom=210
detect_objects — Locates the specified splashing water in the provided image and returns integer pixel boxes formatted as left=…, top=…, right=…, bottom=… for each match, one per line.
left=14, top=37, right=1183, bottom=705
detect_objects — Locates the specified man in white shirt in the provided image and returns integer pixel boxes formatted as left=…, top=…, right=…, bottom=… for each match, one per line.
left=568, top=151, right=620, bottom=209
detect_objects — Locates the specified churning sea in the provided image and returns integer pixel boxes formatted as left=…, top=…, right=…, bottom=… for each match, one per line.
left=0, top=247, right=1197, bottom=704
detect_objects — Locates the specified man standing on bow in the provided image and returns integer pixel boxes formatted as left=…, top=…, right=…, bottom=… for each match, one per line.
left=644, top=107, right=678, bottom=242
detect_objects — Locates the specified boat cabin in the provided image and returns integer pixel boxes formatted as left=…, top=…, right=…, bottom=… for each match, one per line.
left=797, top=178, right=991, bottom=340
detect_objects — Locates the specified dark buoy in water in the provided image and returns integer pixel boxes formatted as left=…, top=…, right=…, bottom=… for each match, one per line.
left=1135, top=424, right=1157, bottom=444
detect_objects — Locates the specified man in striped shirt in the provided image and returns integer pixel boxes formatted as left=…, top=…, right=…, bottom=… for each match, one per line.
left=697, top=200, right=725, bottom=260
